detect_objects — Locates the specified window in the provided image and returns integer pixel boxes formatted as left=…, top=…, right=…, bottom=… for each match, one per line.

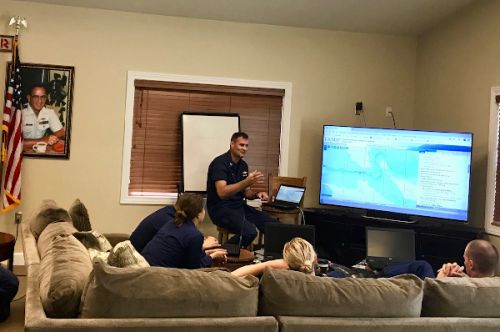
left=485, top=87, right=500, bottom=235
left=121, top=72, right=292, bottom=204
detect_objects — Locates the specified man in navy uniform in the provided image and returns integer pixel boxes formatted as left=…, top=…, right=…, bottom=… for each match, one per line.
left=207, top=132, right=277, bottom=247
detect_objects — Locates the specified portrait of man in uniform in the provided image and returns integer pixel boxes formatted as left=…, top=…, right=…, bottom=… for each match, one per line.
left=17, top=63, right=74, bottom=158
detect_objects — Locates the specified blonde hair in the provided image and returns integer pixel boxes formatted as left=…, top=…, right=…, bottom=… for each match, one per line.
left=283, top=237, right=316, bottom=275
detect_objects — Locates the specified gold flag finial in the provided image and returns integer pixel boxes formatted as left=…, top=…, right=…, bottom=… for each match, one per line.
left=8, top=16, right=28, bottom=36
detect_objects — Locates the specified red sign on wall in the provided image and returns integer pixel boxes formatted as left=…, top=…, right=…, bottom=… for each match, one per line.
left=0, top=35, right=13, bottom=52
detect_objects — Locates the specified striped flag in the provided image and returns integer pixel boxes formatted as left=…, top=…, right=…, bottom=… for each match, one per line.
left=2, top=36, right=23, bottom=212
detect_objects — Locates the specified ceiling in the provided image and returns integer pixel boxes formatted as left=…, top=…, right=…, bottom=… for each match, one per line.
left=15, top=0, right=477, bottom=36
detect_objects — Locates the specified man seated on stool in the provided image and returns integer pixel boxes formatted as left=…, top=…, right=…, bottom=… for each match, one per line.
left=436, top=239, right=498, bottom=278
left=207, top=132, right=277, bottom=248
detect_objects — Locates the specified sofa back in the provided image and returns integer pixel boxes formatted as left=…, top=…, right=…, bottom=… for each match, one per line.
left=259, top=268, right=424, bottom=317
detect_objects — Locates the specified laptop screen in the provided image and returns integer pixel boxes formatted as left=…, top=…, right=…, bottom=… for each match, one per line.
left=366, top=227, right=415, bottom=261
left=275, top=185, right=305, bottom=204
left=264, top=223, right=315, bottom=259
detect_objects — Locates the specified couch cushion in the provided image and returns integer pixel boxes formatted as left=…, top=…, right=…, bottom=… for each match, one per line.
left=259, top=268, right=423, bottom=317
left=74, top=230, right=112, bottom=252
left=422, top=277, right=500, bottom=317
left=69, top=198, right=92, bottom=231
left=107, top=240, right=150, bottom=268
left=38, top=229, right=92, bottom=318
left=30, top=199, right=72, bottom=240
left=80, top=258, right=259, bottom=318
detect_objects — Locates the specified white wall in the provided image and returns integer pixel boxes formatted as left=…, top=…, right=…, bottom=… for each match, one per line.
left=0, top=0, right=417, bottom=256
left=415, top=0, right=500, bottom=230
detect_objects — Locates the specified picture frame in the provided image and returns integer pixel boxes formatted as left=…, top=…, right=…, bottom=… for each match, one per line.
left=13, top=63, right=74, bottom=159
left=0, top=35, right=13, bottom=52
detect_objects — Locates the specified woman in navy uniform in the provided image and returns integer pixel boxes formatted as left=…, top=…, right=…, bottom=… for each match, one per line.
left=141, top=194, right=227, bottom=268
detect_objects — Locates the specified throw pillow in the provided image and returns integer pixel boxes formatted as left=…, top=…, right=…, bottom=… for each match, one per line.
left=38, top=232, right=92, bottom=318
left=422, top=277, right=500, bottom=317
left=69, top=199, right=92, bottom=231
left=107, top=240, right=149, bottom=268
left=87, top=248, right=110, bottom=261
left=80, top=258, right=259, bottom=318
left=38, top=222, right=78, bottom=258
left=74, top=230, right=113, bottom=252
left=30, top=200, right=72, bottom=240
left=259, top=268, right=423, bottom=317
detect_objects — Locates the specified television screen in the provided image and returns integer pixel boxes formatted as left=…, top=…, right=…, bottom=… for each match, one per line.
left=320, top=126, right=473, bottom=222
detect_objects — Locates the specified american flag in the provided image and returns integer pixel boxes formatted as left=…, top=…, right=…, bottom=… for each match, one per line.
left=2, top=36, right=23, bottom=212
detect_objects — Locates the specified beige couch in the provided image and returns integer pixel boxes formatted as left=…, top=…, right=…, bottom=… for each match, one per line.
left=21, top=219, right=500, bottom=332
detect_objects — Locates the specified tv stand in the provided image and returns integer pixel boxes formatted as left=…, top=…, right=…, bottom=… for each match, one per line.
left=305, top=208, right=481, bottom=271
left=362, top=210, right=416, bottom=224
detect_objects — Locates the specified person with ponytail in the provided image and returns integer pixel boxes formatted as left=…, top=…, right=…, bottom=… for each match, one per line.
left=141, top=193, right=227, bottom=268
left=232, top=237, right=316, bottom=277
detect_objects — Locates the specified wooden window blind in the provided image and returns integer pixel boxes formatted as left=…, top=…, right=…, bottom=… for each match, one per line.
left=129, top=80, right=284, bottom=196
left=493, top=94, right=500, bottom=226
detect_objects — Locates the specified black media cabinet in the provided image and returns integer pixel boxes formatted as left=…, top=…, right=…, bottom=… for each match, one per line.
left=304, top=208, right=482, bottom=271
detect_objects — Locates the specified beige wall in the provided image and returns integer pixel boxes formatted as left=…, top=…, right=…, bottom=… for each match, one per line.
left=415, top=0, right=500, bottom=231
left=0, top=0, right=417, bottom=255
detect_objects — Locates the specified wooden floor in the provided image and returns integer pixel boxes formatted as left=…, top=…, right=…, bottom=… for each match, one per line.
left=1, top=265, right=26, bottom=332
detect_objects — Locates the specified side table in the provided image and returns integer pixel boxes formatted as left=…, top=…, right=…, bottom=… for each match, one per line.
left=262, top=205, right=301, bottom=224
left=0, top=232, right=15, bottom=271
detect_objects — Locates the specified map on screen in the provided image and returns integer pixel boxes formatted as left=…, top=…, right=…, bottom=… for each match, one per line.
left=319, top=126, right=472, bottom=221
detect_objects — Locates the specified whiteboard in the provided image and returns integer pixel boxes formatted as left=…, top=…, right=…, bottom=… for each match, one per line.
left=182, top=113, right=240, bottom=192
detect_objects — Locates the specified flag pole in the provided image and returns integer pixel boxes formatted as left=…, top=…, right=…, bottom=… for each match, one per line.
left=1, top=16, right=27, bottom=212
left=2, top=16, right=27, bottom=164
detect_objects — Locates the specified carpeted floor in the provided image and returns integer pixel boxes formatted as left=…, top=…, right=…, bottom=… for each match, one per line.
left=1, top=265, right=26, bottom=332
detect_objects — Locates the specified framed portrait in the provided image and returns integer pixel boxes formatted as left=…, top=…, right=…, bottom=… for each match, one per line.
left=14, top=63, right=74, bottom=158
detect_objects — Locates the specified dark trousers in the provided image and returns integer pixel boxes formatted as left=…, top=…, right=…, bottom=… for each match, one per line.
left=326, top=260, right=435, bottom=280
left=209, top=204, right=278, bottom=247
left=382, top=260, right=436, bottom=279
left=0, top=266, right=19, bottom=322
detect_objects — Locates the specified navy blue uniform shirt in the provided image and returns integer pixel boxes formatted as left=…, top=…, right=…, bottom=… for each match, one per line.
left=141, top=219, right=212, bottom=269
left=207, top=151, right=248, bottom=211
left=129, top=205, right=176, bottom=252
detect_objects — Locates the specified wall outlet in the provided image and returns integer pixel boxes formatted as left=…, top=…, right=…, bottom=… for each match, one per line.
left=385, top=106, right=393, bottom=117
left=14, top=211, right=22, bottom=224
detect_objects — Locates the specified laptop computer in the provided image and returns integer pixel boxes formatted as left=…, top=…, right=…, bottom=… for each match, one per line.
left=365, top=227, right=415, bottom=270
left=262, top=184, right=306, bottom=210
left=263, top=223, right=315, bottom=260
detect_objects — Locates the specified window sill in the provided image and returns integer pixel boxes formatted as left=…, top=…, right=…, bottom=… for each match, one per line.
left=485, top=222, right=500, bottom=237
left=120, top=194, right=178, bottom=205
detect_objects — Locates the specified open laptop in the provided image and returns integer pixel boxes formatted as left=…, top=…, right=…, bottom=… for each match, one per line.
left=365, top=227, right=415, bottom=270
left=262, top=184, right=306, bottom=210
left=263, top=223, right=315, bottom=260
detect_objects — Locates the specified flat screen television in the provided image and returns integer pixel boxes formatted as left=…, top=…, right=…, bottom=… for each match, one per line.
left=319, top=126, right=473, bottom=222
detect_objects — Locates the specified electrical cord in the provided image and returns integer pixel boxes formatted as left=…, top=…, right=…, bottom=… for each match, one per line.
left=361, top=110, right=367, bottom=127
left=13, top=294, right=26, bottom=302
left=298, top=206, right=306, bottom=225
left=15, top=221, right=19, bottom=242
left=390, top=112, right=397, bottom=128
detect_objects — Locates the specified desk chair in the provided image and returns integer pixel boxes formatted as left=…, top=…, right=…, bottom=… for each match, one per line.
left=262, top=175, right=307, bottom=225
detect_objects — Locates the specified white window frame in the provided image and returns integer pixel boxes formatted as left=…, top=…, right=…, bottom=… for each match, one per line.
left=485, top=86, right=500, bottom=235
left=120, top=71, right=292, bottom=205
